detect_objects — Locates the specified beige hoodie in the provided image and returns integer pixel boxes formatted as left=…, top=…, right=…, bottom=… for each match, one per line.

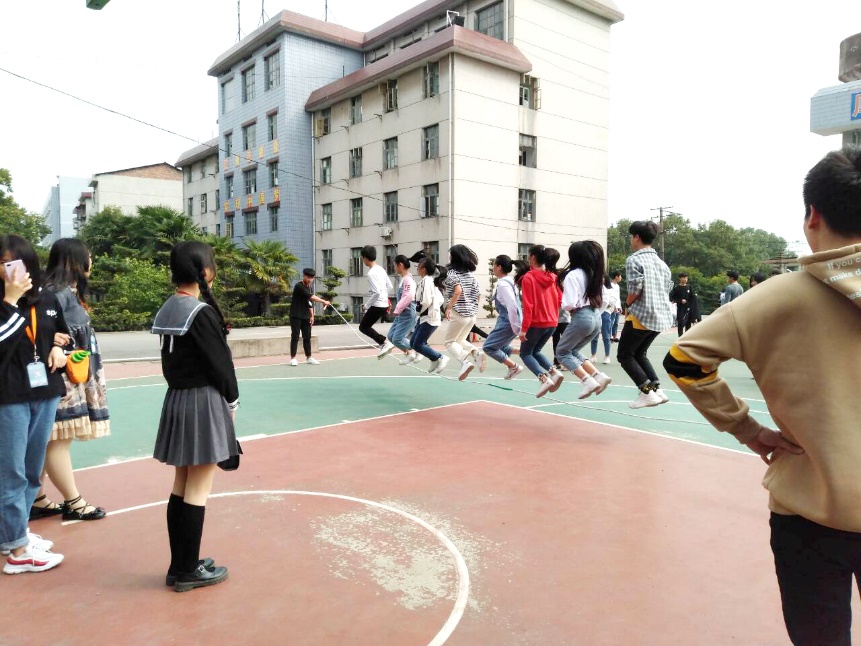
left=664, top=244, right=861, bottom=531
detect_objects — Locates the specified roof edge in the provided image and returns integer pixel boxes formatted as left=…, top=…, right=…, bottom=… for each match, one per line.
left=175, top=138, right=220, bottom=167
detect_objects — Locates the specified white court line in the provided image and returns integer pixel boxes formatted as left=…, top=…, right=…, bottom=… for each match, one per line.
left=90, top=490, right=470, bottom=646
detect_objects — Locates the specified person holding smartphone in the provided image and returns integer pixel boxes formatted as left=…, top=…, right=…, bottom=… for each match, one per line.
left=0, top=235, right=68, bottom=574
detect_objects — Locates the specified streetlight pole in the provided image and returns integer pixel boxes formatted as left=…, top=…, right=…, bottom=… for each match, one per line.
left=650, top=205, right=672, bottom=260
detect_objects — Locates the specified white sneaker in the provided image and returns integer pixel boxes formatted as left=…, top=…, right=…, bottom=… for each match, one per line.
left=398, top=352, right=420, bottom=365
left=377, top=340, right=395, bottom=359
left=536, top=376, right=554, bottom=398
left=603, top=356, right=612, bottom=365
left=4, top=545, right=64, bottom=574
left=475, top=350, right=487, bottom=373
left=548, top=369, right=565, bottom=392
left=593, top=372, right=612, bottom=394
left=655, top=388, right=669, bottom=404
left=458, top=360, right=475, bottom=381
left=578, top=376, right=601, bottom=399
left=435, top=356, right=450, bottom=374
left=629, top=391, right=663, bottom=409
left=590, top=355, right=597, bottom=363
left=305, top=357, right=320, bottom=365
left=504, top=364, right=524, bottom=380
left=409, top=352, right=422, bottom=364
left=428, top=359, right=440, bottom=373
left=1, top=531, right=53, bottom=556
left=289, top=358, right=298, bottom=367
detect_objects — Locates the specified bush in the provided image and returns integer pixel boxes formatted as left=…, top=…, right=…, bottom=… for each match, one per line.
left=90, top=306, right=153, bottom=332
left=226, top=316, right=290, bottom=329
left=314, top=312, right=352, bottom=326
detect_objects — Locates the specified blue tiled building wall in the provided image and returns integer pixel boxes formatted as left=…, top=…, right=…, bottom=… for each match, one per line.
left=216, top=33, right=363, bottom=272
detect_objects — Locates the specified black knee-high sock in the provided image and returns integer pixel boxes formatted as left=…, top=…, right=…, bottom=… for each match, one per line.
left=166, top=494, right=184, bottom=572
left=180, top=502, right=206, bottom=574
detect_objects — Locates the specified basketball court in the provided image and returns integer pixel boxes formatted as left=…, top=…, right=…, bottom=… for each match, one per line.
left=4, top=332, right=858, bottom=645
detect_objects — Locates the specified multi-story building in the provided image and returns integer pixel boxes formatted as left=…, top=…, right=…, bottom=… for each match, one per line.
left=41, top=176, right=91, bottom=245
left=176, top=138, right=221, bottom=234
left=811, top=32, right=861, bottom=145
left=210, top=0, right=623, bottom=314
left=73, top=162, right=184, bottom=229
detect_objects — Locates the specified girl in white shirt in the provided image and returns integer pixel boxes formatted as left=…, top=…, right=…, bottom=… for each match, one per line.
left=590, top=274, right=620, bottom=364
left=410, top=258, right=450, bottom=373
left=482, top=255, right=524, bottom=379
left=555, top=241, right=613, bottom=399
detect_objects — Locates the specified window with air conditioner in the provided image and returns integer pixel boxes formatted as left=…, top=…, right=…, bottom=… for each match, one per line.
left=423, top=62, right=439, bottom=98
left=350, top=95, right=362, bottom=125
left=321, top=157, right=332, bottom=184
left=421, top=184, right=439, bottom=218
left=422, top=125, right=439, bottom=160
left=519, top=134, right=537, bottom=168
left=350, top=147, right=363, bottom=178
left=475, top=2, right=504, bottom=40
left=383, top=137, right=398, bottom=170
left=321, top=203, right=332, bottom=230
left=264, top=51, right=281, bottom=90
left=518, top=189, right=536, bottom=221
left=350, top=198, right=363, bottom=227
left=384, top=191, right=398, bottom=223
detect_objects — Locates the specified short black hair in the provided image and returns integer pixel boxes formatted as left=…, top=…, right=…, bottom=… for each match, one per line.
left=678, top=272, right=688, bottom=278
left=360, top=245, right=377, bottom=261
left=302, top=268, right=316, bottom=278
left=803, top=146, right=861, bottom=237
left=394, top=254, right=410, bottom=269
left=610, top=270, right=622, bottom=279
left=726, top=270, right=740, bottom=280
left=494, top=254, right=513, bottom=273
left=750, top=271, right=766, bottom=286
left=629, top=220, right=658, bottom=245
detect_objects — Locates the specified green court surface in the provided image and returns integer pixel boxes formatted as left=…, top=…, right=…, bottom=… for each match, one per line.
left=74, top=332, right=771, bottom=470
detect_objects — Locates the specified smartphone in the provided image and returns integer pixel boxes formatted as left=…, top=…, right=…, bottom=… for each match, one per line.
left=3, top=259, right=25, bottom=280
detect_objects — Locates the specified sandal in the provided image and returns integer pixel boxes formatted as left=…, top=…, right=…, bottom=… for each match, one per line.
left=61, top=495, right=107, bottom=521
left=29, top=495, right=64, bottom=520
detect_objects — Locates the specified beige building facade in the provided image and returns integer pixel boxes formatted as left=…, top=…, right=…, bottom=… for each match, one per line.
left=176, top=139, right=221, bottom=234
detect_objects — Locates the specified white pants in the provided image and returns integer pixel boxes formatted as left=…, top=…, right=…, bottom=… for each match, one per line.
left=444, top=312, right=477, bottom=363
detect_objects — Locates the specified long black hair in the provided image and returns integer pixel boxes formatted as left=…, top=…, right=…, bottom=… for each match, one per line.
left=559, top=240, right=605, bottom=308
left=448, top=244, right=478, bottom=272
left=544, top=247, right=560, bottom=275
left=418, top=257, right=436, bottom=276
left=433, top=265, right=448, bottom=291
left=45, top=238, right=91, bottom=303
left=169, top=241, right=228, bottom=334
left=513, top=259, right=530, bottom=287
left=0, top=234, right=42, bottom=306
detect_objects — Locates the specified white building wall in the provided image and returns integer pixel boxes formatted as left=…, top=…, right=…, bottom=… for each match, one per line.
left=181, top=156, right=221, bottom=233
left=93, top=175, right=184, bottom=216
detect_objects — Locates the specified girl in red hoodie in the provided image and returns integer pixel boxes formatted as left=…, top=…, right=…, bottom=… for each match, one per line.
left=519, top=245, right=565, bottom=397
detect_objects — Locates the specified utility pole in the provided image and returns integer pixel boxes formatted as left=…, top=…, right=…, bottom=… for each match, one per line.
left=325, top=0, right=328, bottom=22
left=650, top=206, right=672, bottom=260
left=237, top=0, right=242, bottom=42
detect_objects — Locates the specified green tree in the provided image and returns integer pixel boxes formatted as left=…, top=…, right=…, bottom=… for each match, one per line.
left=79, top=207, right=134, bottom=258
left=315, top=266, right=352, bottom=325
left=89, top=257, right=172, bottom=331
left=242, top=239, right=298, bottom=316
left=483, top=258, right=498, bottom=318
left=0, top=169, right=51, bottom=244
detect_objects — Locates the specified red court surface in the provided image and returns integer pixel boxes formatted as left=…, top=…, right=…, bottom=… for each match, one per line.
left=1, top=401, right=838, bottom=645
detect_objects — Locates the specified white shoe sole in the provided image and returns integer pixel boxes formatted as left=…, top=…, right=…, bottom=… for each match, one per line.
left=458, top=363, right=474, bottom=381
left=3, top=555, right=64, bottom=574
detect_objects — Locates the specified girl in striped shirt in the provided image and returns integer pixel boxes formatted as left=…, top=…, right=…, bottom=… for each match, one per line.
left=443, top=245, right=482, bottom=381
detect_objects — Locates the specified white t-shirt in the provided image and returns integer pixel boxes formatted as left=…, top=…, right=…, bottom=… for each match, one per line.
left=366, top=264, right=392, bottom=308
left=561, top=269, right=592, bottom=311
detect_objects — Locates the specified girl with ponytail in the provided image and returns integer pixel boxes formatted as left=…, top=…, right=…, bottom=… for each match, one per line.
left=150, top=241, right=238, bottom=592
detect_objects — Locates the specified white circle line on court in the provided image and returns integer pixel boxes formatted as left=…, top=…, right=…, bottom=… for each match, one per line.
left=99, top=490, right=470, bottom=646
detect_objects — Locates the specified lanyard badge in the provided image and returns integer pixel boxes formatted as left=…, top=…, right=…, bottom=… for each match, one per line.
left=25, top=306, right=48, bottom=388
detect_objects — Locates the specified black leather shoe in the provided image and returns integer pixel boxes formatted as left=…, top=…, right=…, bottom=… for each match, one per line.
left=165, top=557, right=215, bottom=586
left=174, top=564, right=228, bottom=592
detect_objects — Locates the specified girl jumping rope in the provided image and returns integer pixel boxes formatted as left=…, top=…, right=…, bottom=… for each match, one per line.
left=482, top=255, right=524, bottom=380
left=411, top=258, right=449, bottom=373
left=378, top=255, right=418, bottom=363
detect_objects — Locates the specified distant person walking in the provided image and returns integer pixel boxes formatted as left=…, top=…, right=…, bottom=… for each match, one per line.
left=289, top=268, right=330, bottom=367
left=669, top=272, right=695, bottom=337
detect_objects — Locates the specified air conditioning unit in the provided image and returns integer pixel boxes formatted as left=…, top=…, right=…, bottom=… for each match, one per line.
left=313, top=119, right=325, bottom=137
left=380, top=226, right=393, bottom=238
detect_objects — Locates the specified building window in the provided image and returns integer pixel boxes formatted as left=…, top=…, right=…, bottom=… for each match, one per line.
left=221, top=78, right=235, bottom=113
left=216, top=223, right=221, bottom=236
left=351, top=295, right=363, bottom=322
left=267, top=113, right=277, bottom=141
left=350, top=95, right=362, bottom=125
left=264, top=51, right=280, bottom=90
left=421, top=184, right=439, bottom=218
left=224, top=132, right=233, bottom=156
left=475, top=1, right=504, bottom=40
left=422, top=125, right=439, bottom=160
left=518, top=189, right=536, bottom=221
left=226, top=176, right=235, bottom=199
left=350, top=248, right=363, bottom=277
left=202, top=226, right=208, bottom=235
left=385, top=79, right=398, bottom=112
left=384, top=191, right=398, bottom=223
left=518, top=243, right=531, bottom=260
left=268, top=160, right=279, bottom=187
left=321, top=108, right=331, bottom=135
left=321, top=249, right=333, bottom=272
left=423, top=241, right=439, bottom=263
left=423, top=62, right=439, bottom=98
left=200, top=193, right=208, bottom=214
left=350, top=198, right=363, bottom=227
left=350, top=147, right=363, bottom=178
left=199, top=163, right=207, bottom=180
left=244, top=169, right=257, bottom=195
left=269, top=206, right=279, bottom=232
left=242, top=123, right=256, bottom=152
left=241, top=66, right=255, bottom=103
left=321, top=157, right=332, bottom=184
left=384, top=244, right=398, bottom=275
left=187, top=197, right=194, bottom=216
left=185, top=168, right=192, bottom=184
left=215, top=189, right=220, bottom=207
left=519, top=134, right=537, bottom=168
left=383, top=137, right=398, bottom=170
left=226, top=215, right=235, bottom=238
left=520, top=75, right=541, bottom=109
left=245, top=211, right=257, bottom=235
left=321, top=203, right=332, bottom=230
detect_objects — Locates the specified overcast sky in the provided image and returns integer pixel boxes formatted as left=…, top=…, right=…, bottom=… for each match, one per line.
left=2, top=0, right=859, bottom=252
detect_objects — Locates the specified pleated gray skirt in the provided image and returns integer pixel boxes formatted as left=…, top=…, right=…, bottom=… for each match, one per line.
left=153, top=386, right=238, bottom=467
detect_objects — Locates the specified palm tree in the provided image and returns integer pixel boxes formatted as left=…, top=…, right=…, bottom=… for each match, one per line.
left=242, top=239, right=298, bottom=316
left=201, top=234, right=246, bottom=320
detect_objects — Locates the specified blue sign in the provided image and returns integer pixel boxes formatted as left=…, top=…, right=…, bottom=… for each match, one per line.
left=853, top=92, right=861, bottom=121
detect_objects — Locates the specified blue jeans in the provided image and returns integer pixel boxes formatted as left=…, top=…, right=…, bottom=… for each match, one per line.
left=611, top=311, right=620, bottom=338
left=590, top=311, right=613, bottom=357
left=483, top=317, right=516, bottom=364
left=520, top=326, right=555, bottom=377
left=410, top=322, right=441, bottom=361
left=387, top=311, right=417, bottom=351
left=558, top=308, right=601, bottom=372
left=0, top=397, right=61, bottom=552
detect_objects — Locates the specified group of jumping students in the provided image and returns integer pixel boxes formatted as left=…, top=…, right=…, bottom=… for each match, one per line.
left=364, top=242, right=614, bottom=400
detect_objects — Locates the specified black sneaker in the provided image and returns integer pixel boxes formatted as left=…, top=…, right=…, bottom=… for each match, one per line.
left=165, top=557, right=215, bottom=586
left=174, top=563, right=228, bottom=592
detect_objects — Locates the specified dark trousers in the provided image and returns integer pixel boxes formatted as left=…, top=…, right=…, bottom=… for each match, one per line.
left=411, top=322, right=442, bottom=361
left=676, top=307, right=691, bottom=337
left=616, top=321, right=660, bottom=389
left=290, top=317, right=312, bottom=357
left=359, top=306, right=388, bottom=346
left=552, top=322, right=569, bottom=367
left=771, top=512, right=861, bottom=646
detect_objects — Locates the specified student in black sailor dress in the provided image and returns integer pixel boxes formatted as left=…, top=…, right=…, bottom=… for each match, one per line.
left=151, top=241, right=239, bottom=592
